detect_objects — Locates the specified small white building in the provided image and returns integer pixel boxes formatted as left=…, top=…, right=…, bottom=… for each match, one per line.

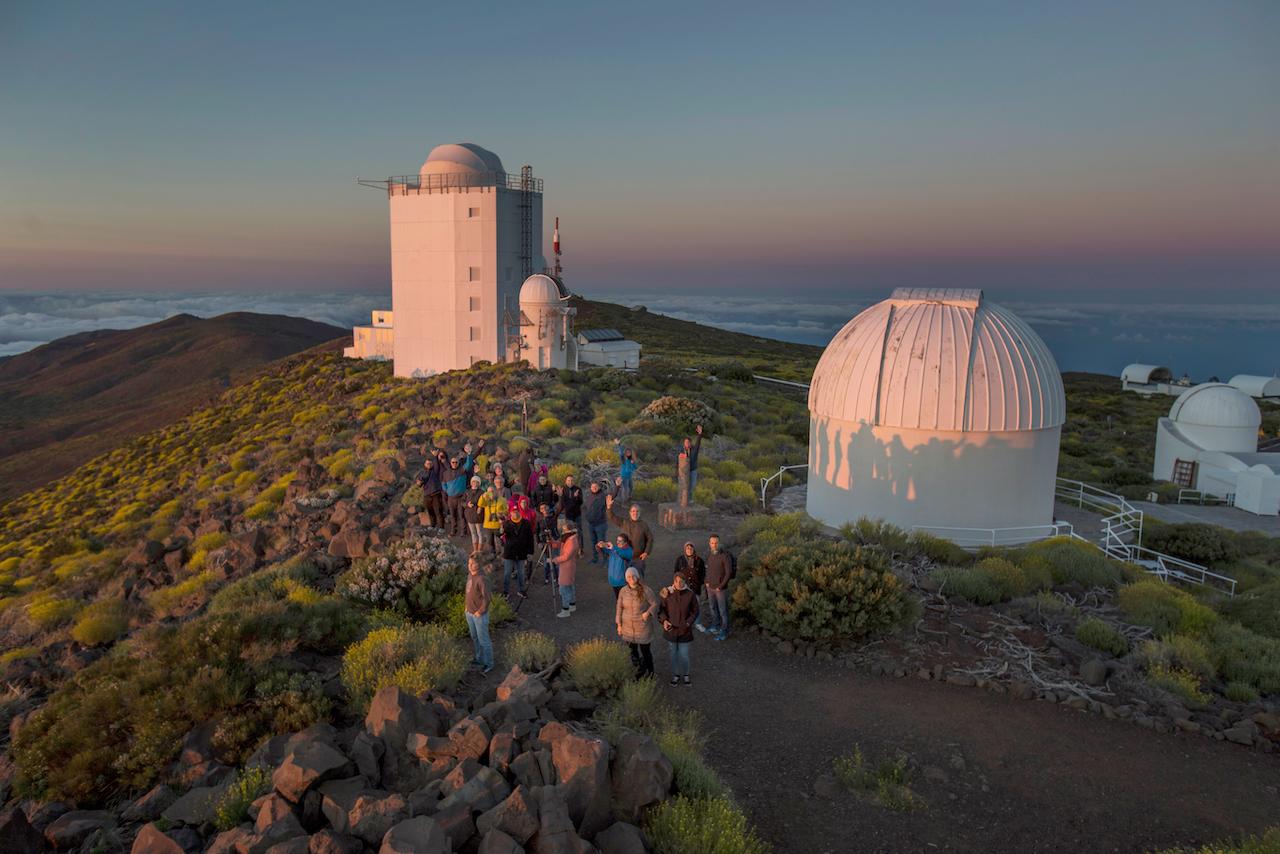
left=1228, top=374, right=1280, bottom=400
left=806, top=288, right=1065, bottom=542
left=343, top=310, right=394, bottom=361
left=1153, top=383, right=1279, bottom=515
left=1121, top=364, right=1193, bottom=396
left=576, top=328, right=641, bottom=369
left=518, top=274, right=577, bottom=370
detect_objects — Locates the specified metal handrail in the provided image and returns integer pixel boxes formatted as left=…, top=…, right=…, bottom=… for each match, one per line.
left=910, top=522, right=1074, bottom=548
left=357, top=171, right=544, bottom=195
left=1177, top=488, right=1231, bottom=506
left=759, top=463, right=809, bottom=510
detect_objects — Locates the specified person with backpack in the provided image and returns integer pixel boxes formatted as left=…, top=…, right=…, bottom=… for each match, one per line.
left=616, top=566, right=657, bottom=678
left=703, top=533, right=736, bottom=640
left=500, top=504, right=533, bottom=598
left=658, top=567, right=699, bottom=686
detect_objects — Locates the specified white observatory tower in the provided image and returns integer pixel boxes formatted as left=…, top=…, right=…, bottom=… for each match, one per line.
left=354, top=143, right=545, bottom=377
left=518, top=273, right=577, bottom=370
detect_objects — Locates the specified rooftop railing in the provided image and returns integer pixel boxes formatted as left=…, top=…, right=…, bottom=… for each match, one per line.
left=357, top=171, right=543, bottom=195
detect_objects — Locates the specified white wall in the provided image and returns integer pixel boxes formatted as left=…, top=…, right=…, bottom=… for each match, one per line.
left=344, top=325, right=394, bottom=360
left=389, top=185, right=540, bottom=377
left=805, top=416, right=1061, bottom=535
left=579, top=342, right=640, bottom=369
left=522, top=303, right=574, bottom=370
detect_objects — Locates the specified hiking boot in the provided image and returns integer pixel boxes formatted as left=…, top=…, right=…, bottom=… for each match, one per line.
left=568, top=604, right=576, bottom=612
left=669, top=676, right=679, bottom=686
left=694, top=624, right=708, bottom=634
left=556, top=609, right=571, bottom=618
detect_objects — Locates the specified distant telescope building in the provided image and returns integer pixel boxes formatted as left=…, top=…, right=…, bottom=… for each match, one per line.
left=1153, top=383, right=1279, bottom=515
left=345, top=142, right=565, bottom=376
left=1228, top=374, right=1280, bottom=400
left=576, top=328, right=642, bottom=369
left=1121, top=364, right=1192, bottom=397
left=806, top=288, right=1066, bottom=542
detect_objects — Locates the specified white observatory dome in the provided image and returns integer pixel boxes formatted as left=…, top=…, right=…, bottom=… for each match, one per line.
left=1170, top=383, right=1262, bottom=430
left=519, top=274, right=565, bottom=306
left=809, top=288, right=1065, bottom=432
left=806, top=288, right=1065, bottom=542
left=420, top=143, right=505, bottom=177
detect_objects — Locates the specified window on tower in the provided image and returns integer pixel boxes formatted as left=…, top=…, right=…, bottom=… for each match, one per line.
left=468, top=266, right=480, bottom=282
left=469, top=326, right=481, bottom=342
left=468, top=207, right=480, bottom=218
left=469, top=296, right=481, bottom=311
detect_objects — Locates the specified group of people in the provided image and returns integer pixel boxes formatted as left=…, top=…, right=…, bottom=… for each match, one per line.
left=445, top=429, right=730, bottom=685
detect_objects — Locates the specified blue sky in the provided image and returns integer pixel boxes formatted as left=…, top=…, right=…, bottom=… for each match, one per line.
left=1, top=1, right=1277, bottom=300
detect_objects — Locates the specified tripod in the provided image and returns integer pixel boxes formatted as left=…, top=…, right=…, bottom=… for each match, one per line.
left=514, top=539, right=561, bottom=615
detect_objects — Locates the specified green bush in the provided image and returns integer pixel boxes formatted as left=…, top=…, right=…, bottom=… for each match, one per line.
left=28, top=597, right=81, bottom=630
left=734, top=540, right=908, bottom=643
left=70, top=600, right=129, bottom=646
left=439, top=591, right=514, bottom=639
left=1138, top=635, right=1214, bottom=680
left=214, top=766, right=272, bottom=830
left=633, top=476, right=676, bottom=504
left=508, top=630, right=558, bottom=672
left=211, top=671, right=331, bottom=763
left=1224, top=681, right=1260, bottom=703
left=1145, top=664, right=1209, bottom=706
left=1208, top=622, right=1280, bottom=696
left=832, top=745, right=920, bottom=811
left=1021, top=537, right=1124, bottom=588
left=566, top=638, right=632, bottom=699
left=657, top=729, right=727, bottom=799
left=976, top=557, right=1042, bottom=599
left=341, top=623, right=466, bottom=706
left=710, top=361, right=754, bottom=383
left=532, top=417, right=563, bottom=438
left=1118, top=580, right=1218, bottom=638
left=399, top=484, right=425, bottom=511
left=1143, top=522, right=1239, bottom=566
left=907, top=531, right=971, bottom=565
left=1076, top=617, right=1129, bottom=656
left=646, top=795, right=770, bottom=854
left=1220, top=581, right=1280, bottom=640
left=547, top=463, right=576, bottom=487
left=638, top=396, right=718, bottom=436
left=930, top=566, right=1002, bottom=605
left=840, top=518, right=910, bottom=555
left=338, top=533, right=464, bottom=611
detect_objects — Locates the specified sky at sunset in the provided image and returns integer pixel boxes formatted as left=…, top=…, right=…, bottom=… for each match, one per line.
left=1, top=1, right=1278, bottom=303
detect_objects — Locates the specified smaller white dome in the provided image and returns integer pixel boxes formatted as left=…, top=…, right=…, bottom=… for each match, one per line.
left=1170, top=383, right=1260, bottom=429
left=420, top=143, right=504, bottom=177
left=519, top=274, right=565, bottom=306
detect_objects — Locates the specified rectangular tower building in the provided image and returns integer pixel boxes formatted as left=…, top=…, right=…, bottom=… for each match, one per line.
left=355, top=143, right=543, bottom=377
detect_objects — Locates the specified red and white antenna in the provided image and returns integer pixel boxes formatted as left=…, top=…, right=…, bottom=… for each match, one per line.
left=552, top=216, right=562, bottom=278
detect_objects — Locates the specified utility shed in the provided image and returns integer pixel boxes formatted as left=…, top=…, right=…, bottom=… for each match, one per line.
left=806, top=288, right=1066, bottom=542
left=576, top=328, right=641, bottom=369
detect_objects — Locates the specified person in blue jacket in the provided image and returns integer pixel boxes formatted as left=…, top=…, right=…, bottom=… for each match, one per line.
left=615, top=438, right=638, bottom=503
left=597, top=532, right=635, bottom=599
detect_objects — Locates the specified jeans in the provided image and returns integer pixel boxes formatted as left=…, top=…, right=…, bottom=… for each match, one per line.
left=689, top=468, right=698, bottom=494
left=588, top=522, right=608, bottom=562
left=503, top=558, right=527, bottom=595
left=466, top=611, right=492, bottom=669
left=483, top=528, right=499, bottom=553
left=707, top=588, right=730, bottom=635
left=629, top=642, right=654, bottom=678
left=668, top=640, right=691, bottom=677
left=619, top=477, right=633, bottom=503
left=446, top=495, right=465, bottom=534
left=559, top=583, right=575, bottom=607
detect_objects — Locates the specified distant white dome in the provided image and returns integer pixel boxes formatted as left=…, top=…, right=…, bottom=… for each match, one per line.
left=808, top=288, right=1065, bottom=432
left=1170, top=383, right=1260, bottom=430
left=519, top=274, right=565, bottom=306
left=420, top=143, right=505, bottom=177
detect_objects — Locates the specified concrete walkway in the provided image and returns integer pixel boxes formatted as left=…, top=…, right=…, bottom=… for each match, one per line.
left=1133, top=501, right=1280, bottom=535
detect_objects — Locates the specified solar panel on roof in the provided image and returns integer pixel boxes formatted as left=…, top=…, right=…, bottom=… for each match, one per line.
left=578, top=328, right=625, bottom=342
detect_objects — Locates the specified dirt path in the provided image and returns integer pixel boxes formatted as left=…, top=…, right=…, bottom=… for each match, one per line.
left=480, top=509, right=1279, bottom=854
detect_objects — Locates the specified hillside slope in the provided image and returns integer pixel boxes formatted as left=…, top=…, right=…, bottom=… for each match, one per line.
left=0, top=312, right=347, bottom=501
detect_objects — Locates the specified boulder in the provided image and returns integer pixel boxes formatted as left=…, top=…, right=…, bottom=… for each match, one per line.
left=44, top=810, right=113, bottom=850
left=447, top=717, right=493, bottom=763
left=488, top=731, right=518, bottom=776
left=438, top=764, right=511, bottom=815
left=255, top=794, right=305, bottom=839
left=510, top=751, right=546, bottom=790
left=308, top=830, right=363, bottom=854
left=328, top=527, right=369, bottom=559
left=121, top=784, right=178, bottom=823
left=348, top=793, right=409, bottom=847
left=372, top=458, right=402, bottom=484
left=350, top=732, right=385, bottom=785
left=529, top=786, right=591, bottom=854
left=478, top=829, right=525, bottom=854
left=610, top=732, right=672, bottom=822
left=131, top=823, right=185, bottom=854
left=179, top=723, right=217, bottom=767
left=476, top=785, right=541, bottom=845
left=378, top=816, right=450, bottom=854
left=539, top=722, right=612, bottom=837
left=317, top=777, right=368, bottom=835
left=206, top=827, right=255, bottom=854
left=430, top=797, right=477, bottom=851
left=0, top=806, right=43, bottom=854
left=274, top=742, right=354, bottom=803
left=594, top=821, right=648, bottom=854
left=162, top=785, right=225, bottom=826
left=366, top=687, right=440, bottom=745
left=495, top=668, right=551, bottom=707
left=1224, top=722, right=1258, bottom=746
left=1079, top=659, right=1108, bottom=687
left=263, top=839, right=311, bottom=854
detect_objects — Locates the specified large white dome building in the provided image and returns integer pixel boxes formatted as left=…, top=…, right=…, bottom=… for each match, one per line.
left=518, top=273, right=577, bottom=370
left=806, top=288, right=1066, bottom=540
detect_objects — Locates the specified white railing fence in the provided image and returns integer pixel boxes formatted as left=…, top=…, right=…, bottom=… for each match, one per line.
left=759, top=463, right=809, bottom=510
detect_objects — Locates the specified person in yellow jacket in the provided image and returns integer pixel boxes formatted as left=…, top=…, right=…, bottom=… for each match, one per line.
left=477, top=485, right=507, bottom=555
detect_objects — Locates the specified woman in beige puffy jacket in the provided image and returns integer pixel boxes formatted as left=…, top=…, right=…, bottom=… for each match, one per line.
left=615, top=566, right=657, bottom=679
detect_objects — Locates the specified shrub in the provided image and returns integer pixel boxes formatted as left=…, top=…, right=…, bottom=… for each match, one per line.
left=638, top=396, right=717, bottom=436
left=710, top=360, right=754, bottom=383
left=832, top=745, right=920, bottom=811
left=211, top=671, right=331, bottom=763
left=1075, top=618, right=1129, bottom=656
left=1143, top=523, right=1239, bottom=566
left=1224, top=681, right=1260, bottom=703
left=147, top=570, right=219, bottom=616
left=584, top=444, right=619, bottom=467
left=1208, top=622, right=1280, bottom=696
left=338, top=533, right=464, bottom=610
left=1021, top=538, right=1124, bottom=588
left=734, top=540, right=908, bottom=643
left=439, top=591, right=514, bottom=639
left=1146, top=664, right=1209, bottom=706
left=1220, top=580, right=1280, bottom=640
left=532, top=417, right=563, bottom=438
left=657, top=729, right=727, bottom=799
left=399, top=484, right=425, bottom=511
left=547, top=463, right=576, bottom=487
left=213, top=766, right=272, bottom=830
left=244, top=500, right=277, bottom=521
left=1138, top=635, right=1214, bottom=680
left=70, top=600, right=129, bottom=646
left=907, top=531, right=971, bottom=565
left=341, top=623, right=467, bottom=706
left=976, top=557, right=1041, bottom=599
left=736, top=513, right=824, bottom=563
left=840, top=518, right=911, bottom=555
left=566, top=638, right=632, bottom=698
left=646, top=795, right=770, bottom=854
left=508, top=630, right=558, bottom=672
left=192, top=531, right=230, bottom=553
left=1150, top=827, right=1280, bottom=854
left=0, top=646, right=38, bottom=666
left=27, top=597, right=81, bottom=630
left=930, top=566, right=1001, bottom=605
left=1118, top=580, right=1218, bottom=638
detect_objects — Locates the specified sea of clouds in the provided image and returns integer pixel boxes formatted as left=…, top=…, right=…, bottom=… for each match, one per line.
left=2, top=290, right=1277, bottom=380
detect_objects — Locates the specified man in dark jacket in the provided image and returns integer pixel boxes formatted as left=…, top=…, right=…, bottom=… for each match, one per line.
left=583, top=480, right=608, bottom=563
left=530, top=474, right=556, bottom=514
left=416, top=458, right=445, bottom=530
left=558, top=475, right=584, bottom=555
left=659, top=569, right=699, bottom=686
left=500, top=505, right=533, bottom=598
left=606, top=494, right=653, bottom=571
left=703, top=534, right=735, bottom=640
left=442, top=456, right=469, bottom=537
